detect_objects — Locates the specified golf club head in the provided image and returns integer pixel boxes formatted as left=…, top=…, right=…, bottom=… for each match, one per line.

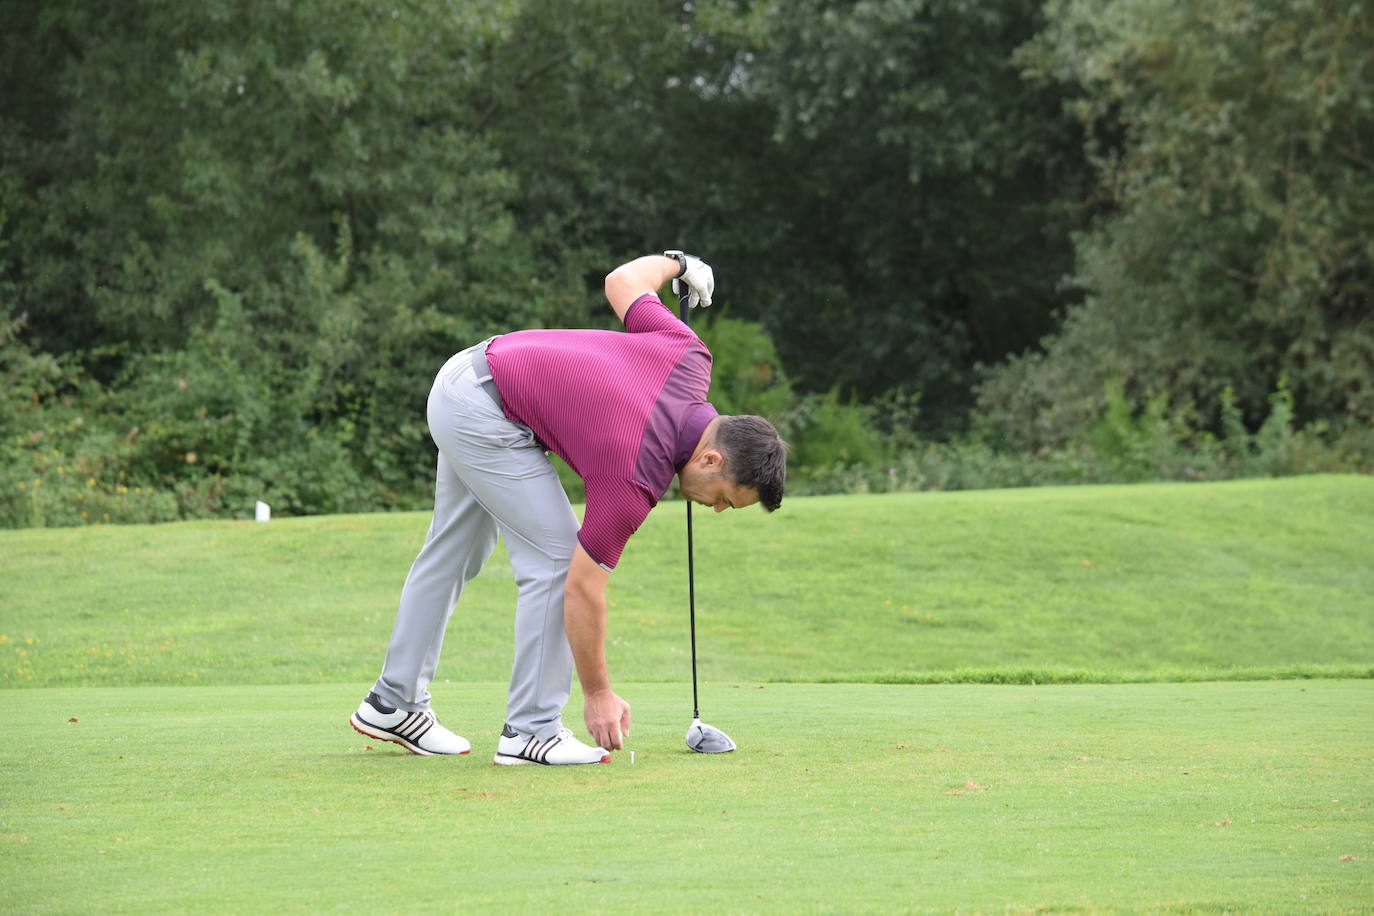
left=686, top=718, right=736, bottom=754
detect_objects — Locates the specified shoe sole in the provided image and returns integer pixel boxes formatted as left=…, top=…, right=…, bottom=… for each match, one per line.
left=493, top=752, right=612, bottom=766
left=348, top=714, right=470, bottom=756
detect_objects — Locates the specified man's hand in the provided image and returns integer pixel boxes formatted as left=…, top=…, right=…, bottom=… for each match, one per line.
left=664, top=249, right=714, bottom=309
left=583, top=688, right=632, bottom=751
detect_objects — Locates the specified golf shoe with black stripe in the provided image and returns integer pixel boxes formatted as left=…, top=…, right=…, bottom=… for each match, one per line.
left=493, top=724, right=610, bottom=766
left=348, top=692, right=471, bottom=756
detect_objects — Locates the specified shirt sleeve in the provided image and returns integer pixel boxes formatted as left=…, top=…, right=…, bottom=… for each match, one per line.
left=577, top=476, right=658, bottom=570
left=623, top=293, right=693, bottom=337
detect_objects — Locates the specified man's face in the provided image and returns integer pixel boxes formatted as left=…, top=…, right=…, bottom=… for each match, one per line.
left=679, top=467, right=760, bottom=513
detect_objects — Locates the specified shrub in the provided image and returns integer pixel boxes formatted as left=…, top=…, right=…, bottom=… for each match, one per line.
left=0, top=314, right=184, bottom=527
left=780, top=389, right=886, bottom=474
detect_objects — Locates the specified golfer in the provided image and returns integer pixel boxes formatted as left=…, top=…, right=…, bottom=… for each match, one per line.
left=349, top=251, right=787, bottom=765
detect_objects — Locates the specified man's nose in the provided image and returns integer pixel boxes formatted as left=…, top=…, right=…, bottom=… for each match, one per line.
left=713, top=503, right=727, bottom=513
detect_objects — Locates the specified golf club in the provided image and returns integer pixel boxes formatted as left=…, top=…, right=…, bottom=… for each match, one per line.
left=677, top=277, right=736, bottom=755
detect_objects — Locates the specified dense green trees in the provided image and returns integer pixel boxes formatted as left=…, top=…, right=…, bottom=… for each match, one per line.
left=2, top=0, right=1370, bottom=526
left=977, top=0, right=1374, bottom=450
left=735, top=0, right=1089, bottom=429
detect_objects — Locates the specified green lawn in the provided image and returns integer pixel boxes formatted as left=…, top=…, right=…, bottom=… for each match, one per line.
left=3, top=475, right=1371, bottom=687
left=2, top=681, right=1370, bottom=913
left=2, top=476, right=1372, bottom=913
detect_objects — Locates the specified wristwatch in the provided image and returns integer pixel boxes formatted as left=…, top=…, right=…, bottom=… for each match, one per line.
left=663, top=249, right=688, bottom=278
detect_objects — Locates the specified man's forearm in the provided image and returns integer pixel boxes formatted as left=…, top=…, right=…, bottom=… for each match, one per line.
left=564, top=541, right=631, bottom=750
left=564, top=582, right=611, bottom=696
left=603, top=255, right=680, bottom=322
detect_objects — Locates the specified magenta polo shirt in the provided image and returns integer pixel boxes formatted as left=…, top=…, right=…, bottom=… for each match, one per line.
left=484, top=293, right=717, bottom=570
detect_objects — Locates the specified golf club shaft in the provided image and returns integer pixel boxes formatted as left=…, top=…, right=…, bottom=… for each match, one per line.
left=687, top=499, right=699, bottom=721
left=678, top=284, right=701, bottom=721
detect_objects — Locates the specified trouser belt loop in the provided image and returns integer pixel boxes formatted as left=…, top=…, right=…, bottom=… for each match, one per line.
left=471, top=337, right=503, bottom=410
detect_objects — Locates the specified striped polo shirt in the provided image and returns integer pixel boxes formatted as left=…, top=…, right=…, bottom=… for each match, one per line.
left=484, top=293, right=717, bottom=570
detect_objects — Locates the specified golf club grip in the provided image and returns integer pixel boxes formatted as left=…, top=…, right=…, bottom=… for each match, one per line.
left=678, top=284, right=691, bottom=323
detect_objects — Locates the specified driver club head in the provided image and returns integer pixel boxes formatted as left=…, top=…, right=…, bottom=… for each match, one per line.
left=686, top=717, right=736, bottom=754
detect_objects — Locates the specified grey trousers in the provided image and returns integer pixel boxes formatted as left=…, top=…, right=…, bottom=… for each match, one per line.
left=371, top=340, right=580, bottom=740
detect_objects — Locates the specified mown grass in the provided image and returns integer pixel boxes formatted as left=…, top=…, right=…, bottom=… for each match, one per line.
left=2, top=476, right=1371, bottom=688
left=3, top=476, right=1372, bottom=913
left=2, top=680, right=1370, bottom=914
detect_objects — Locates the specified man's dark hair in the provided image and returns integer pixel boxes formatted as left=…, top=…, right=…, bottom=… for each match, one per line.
left=715, top=415, right=788, bottom=512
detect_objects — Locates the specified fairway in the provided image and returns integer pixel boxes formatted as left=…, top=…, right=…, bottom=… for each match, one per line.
left=3, top=681, right=1370, bottom=913
left=2, top=477, right=1373, bottom=912
left=11, top=0, right=1374, bottom=908
left=4, top=476, right=1372, bottom=688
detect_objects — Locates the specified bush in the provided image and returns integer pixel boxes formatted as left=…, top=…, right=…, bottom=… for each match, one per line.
left=978, top=0, right=1374, bottom=451
left=697, top=317, right=795, bottom=421
left=6, top=294, right=1367, bottom=528
left=0, top=314, right=183, bottom=527
left=780, top=389, right=886, bottom=474
left=786, top=377, right=1372, bottom=499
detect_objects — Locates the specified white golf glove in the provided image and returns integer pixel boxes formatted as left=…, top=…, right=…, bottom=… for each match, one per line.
left=664, top=249, right=714, bottom=309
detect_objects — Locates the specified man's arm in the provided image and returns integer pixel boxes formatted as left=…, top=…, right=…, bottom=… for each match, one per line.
left=603, top=255, right=680, bottom=323
left=564, top=543, right=632, bottom=750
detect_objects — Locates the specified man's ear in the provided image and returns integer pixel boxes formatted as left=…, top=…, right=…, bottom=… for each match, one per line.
left=700, top=449, right=724, bottom=471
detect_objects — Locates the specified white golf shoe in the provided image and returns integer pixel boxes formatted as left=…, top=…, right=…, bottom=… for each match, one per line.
left=349, top=692, right=471, bottom=756
left=492, top=724, right=611, bottom=766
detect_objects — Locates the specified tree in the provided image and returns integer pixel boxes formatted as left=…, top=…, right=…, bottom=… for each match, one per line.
left=979, top=0, right=1374, bottom=448
left=722, top=0, right=1088, bottom=434
left=1, top=1, right=559, bottom=512
left=480, top=0, right=1090, bottom=435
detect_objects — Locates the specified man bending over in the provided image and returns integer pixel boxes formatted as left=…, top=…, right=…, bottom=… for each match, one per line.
left=349, top=251, right=787, bottom=764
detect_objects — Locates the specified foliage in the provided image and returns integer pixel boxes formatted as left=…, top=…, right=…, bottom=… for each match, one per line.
left=18, top=1, right=538, bottom=354
left=2, top=0, right=1371, bottom=528
left=979, top=0, right=1374, bottom=448
left=779, top=390, right=886, bottom=473
left=2, top=0, right=581, bottom=525
left=0, top=313, right=174, bottom=527
left=791, top=376, right=1370, bottom=498
left=718, top=0, right=1089, bottom=432
left=696, top=316, right=795, bottom=421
